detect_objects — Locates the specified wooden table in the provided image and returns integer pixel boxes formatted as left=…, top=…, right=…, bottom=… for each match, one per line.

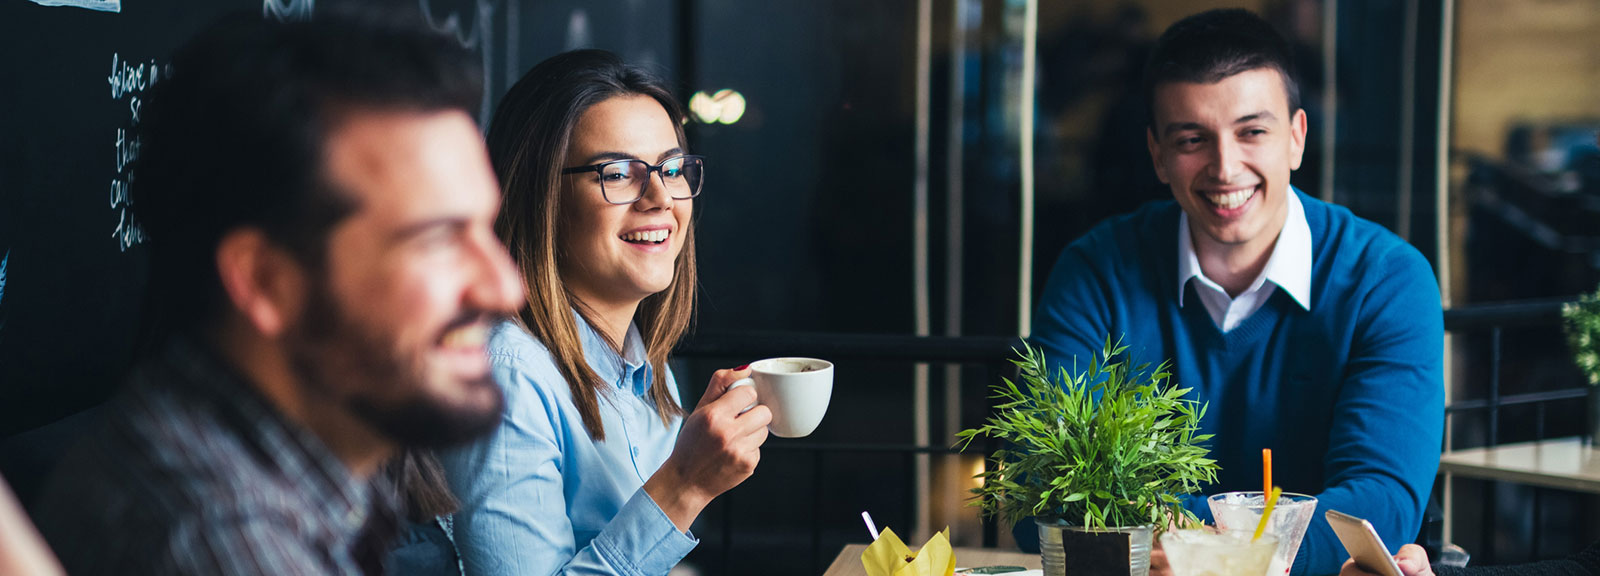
left=822, top=544, right=1040, bottom=576
left=1438, top=436, right=1600, bottom=494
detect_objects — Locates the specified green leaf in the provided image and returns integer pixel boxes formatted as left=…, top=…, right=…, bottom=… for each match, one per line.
left=1563, top=285, right=1600, bottom=386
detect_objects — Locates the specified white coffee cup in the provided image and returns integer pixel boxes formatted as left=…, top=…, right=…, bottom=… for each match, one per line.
left=727, top=357, right=833, bottom=438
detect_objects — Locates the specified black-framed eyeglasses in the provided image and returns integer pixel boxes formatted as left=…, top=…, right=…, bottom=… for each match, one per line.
left=560, top=154, right=705, bottom=205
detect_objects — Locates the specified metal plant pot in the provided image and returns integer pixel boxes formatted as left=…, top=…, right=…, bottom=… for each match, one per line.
left=1036, top=519, right=1153, bottom=576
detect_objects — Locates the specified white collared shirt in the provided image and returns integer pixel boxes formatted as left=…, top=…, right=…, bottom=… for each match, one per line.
left=1177, top=190, right=1313, bottom=332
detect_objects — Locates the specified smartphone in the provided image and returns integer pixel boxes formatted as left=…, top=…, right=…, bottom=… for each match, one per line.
left=1326, top=510, right=1405, bottom=576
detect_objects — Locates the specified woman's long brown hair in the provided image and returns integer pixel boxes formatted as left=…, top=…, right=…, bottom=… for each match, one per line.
left=486, top=49, right=694, bottom=440
left=388, top=449, right=458, bottom=522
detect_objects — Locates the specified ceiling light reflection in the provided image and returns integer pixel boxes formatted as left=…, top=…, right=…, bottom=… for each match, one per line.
left=689, top=89, right=747, bottom=125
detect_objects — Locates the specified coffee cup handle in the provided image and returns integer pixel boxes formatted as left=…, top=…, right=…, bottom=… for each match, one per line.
left=727, top=378, right=758, bottom=414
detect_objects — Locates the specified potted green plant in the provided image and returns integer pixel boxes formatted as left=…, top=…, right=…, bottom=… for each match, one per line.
left=957, top=338, right=1219, bottom=576
left=1562, top=286, right=1600, bottom=445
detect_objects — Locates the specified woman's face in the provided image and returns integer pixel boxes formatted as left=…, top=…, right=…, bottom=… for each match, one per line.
left=558, top=94, right=692, bottom=310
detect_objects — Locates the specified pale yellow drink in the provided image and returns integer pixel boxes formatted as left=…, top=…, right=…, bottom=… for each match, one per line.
left=1160, top=529, right=1278, bottom=576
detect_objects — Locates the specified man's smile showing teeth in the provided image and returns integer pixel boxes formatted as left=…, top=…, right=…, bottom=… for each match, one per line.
left=620, top=229, right=670, bottom=244
left=440, top=323, right=488, bottom=350
left=1204, top=188, right=1256, bottom=210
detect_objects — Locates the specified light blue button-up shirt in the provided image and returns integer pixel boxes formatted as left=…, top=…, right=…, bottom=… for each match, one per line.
left=440, top=315, right=696, bottom=576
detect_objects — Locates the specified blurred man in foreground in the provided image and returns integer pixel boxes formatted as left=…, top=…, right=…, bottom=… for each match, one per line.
left=35, top=12, right=521, bottom=575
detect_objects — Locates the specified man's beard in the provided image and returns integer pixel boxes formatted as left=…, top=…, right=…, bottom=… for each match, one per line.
left=287, top=279, right=504, bottom=450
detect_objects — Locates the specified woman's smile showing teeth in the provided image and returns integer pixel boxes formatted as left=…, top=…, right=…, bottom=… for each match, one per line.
left=620, top=228, right=670, bottom=245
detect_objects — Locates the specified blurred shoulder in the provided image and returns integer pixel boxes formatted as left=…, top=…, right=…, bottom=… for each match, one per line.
left=37, top=386, right=308, bottom=574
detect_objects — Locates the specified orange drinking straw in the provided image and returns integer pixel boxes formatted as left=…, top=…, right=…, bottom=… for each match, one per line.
left=1262, top=449, right=1273, bottom=499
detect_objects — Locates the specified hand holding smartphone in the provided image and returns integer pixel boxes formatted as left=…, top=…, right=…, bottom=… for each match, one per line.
left=1326, top=510, right=1405, bottom=576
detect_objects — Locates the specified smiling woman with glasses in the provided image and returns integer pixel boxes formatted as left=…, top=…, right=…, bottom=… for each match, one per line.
left=437, top=49, right=769, bottom=576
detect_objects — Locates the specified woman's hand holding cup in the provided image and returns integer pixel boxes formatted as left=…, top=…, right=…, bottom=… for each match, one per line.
left=646, top=365, right=772, bottom=532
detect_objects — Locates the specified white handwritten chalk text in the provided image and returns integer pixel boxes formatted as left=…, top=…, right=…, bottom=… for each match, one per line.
left=107, top=53, right=165, bottom=251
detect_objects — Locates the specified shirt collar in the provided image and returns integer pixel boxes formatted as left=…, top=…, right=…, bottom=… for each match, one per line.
left=573, top=310, right=653, bottom=396
left=1176, top=188, right=1313, bottom=310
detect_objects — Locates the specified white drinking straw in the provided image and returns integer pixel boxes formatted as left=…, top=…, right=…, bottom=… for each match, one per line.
left=861, top=511, right=880, bottom=541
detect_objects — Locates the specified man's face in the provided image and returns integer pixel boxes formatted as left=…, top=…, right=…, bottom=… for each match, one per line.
left=1147, top=67, right=1307, bottom=254
left=289, top=109, right=521, bottom=448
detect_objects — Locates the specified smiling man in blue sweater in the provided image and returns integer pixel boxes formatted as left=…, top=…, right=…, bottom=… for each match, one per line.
left=1026, top=9, right=1444, bottom=576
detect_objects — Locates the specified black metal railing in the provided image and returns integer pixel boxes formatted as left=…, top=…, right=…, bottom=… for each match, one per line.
left=674, top=297, right=1591, bottom=572
left=1436, top=297, right=1590, bottom=563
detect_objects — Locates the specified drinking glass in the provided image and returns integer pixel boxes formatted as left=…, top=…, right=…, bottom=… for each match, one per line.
left=1207, top=492, right=1318, bottom=576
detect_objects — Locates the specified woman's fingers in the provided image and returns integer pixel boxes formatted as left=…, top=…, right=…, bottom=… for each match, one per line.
left=698, top=366, right=753, bottom=408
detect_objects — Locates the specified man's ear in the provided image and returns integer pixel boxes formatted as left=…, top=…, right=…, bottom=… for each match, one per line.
left=215, top=229, right=307, bottom=338
left=1288, top=107, right=1308, bottom=171
left=1146, top=128, right=1170, bottom=184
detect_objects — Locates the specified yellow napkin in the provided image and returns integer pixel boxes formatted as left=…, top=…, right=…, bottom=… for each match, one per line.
left=861, top=527, right=957, bottom=576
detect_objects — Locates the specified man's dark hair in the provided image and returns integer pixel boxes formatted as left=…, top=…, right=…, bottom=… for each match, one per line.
left=135, top=11, right=481, bottom=343
left=1142, top=8, right=1299, bottom=133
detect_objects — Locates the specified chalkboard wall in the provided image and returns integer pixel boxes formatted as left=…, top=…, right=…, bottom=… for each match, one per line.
left=0, top=0, right=683, bottom=437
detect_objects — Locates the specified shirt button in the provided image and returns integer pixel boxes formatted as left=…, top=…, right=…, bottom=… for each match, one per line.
left=631, top=446, right=640, bottom=457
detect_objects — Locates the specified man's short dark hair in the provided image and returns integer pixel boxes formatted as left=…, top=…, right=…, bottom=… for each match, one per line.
left=1142, top=8, right=1299, bottom=133
left=136, top=11, right=481, bottom=341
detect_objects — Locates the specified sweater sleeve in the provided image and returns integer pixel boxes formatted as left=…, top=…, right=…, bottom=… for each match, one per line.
left=1031, top=244, right=1116, bottom=379
left=1435, top=539, right=1600, bottom=576
left=1013, top=243, right=1118, bottom=552
left=1295, top=244, right=1445, bottom=576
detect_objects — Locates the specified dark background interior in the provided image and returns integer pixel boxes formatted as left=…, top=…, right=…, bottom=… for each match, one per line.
left=2, top=1, right=1597, bottom=574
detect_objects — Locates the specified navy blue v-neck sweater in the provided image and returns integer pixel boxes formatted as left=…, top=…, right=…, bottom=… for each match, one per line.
left=1030, top=191, right=1444, bottom=576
